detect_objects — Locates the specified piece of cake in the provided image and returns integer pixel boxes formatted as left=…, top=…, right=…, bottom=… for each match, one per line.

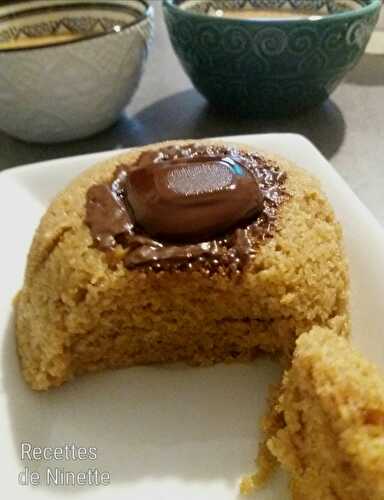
left=14, top=140, right=349, bottom=390
left=267, top=326, right=384, bottom=500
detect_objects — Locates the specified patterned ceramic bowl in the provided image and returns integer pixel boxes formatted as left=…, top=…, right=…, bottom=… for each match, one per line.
left=163, top=0, right=381, bottom=116
left=0, top=0, right=153, bottom=143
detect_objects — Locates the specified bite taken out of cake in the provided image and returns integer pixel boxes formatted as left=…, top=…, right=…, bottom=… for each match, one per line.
left=267, top=326, right=384, bottom=500
left=14, top=140, right=349, bottom=390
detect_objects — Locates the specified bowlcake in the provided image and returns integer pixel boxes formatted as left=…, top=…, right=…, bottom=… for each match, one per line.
left=15, top=140, right=349, bottom=390
left=267, top=327, right=384, bottom=500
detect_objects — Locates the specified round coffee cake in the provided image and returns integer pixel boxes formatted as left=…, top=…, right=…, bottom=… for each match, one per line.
left=15, top=140, right=349, bottom=390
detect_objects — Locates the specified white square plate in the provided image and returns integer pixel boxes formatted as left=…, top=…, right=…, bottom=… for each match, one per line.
left=1, top=134, right=383, bottom=500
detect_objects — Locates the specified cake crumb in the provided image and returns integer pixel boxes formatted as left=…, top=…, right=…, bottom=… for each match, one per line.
left=266, top=326, right=384, bottom=500
left=240, top=442, right=277, bottom=495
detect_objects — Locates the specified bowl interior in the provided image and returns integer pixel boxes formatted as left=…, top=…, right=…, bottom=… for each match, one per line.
left=178, top=0, right=376, bottom=19
left=0, top=0, right=149, bottom=50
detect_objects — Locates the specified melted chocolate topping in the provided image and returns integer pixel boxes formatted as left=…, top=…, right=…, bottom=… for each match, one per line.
left=85, top=144, right=288, bottom=274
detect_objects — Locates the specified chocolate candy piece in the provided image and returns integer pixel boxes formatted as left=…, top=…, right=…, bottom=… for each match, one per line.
left=85, top=144, right=289, bottom=273
left=125, top=152, right=264, bottom=242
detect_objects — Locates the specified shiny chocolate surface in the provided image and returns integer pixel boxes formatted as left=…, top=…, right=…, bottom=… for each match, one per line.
left=85, top=144, right=288, bottom=274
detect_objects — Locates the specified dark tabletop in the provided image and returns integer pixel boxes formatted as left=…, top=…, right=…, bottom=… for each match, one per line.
left=0, top=1, right=383, bottom=223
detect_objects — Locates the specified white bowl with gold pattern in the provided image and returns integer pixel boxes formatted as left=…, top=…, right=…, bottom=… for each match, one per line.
left=0, top=0, right=153, bottom=143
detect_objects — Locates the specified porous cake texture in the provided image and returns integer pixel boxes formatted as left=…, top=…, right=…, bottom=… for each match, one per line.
left=15, top=140, right=349, bottom=390
left=267, top=327, right=384, bottom=500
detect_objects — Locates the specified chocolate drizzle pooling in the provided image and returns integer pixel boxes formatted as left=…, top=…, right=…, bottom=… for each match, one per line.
left=85, top=144, right=288, bottom=274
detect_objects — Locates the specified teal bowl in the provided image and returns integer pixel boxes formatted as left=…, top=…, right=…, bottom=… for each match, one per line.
left=163, top=0, right=381, bottom=116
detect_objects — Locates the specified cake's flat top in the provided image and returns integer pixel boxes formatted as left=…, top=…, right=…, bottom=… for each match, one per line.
left=22, top=139, right=348, bottom=334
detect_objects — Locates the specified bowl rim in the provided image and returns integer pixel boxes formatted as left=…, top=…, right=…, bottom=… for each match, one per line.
left=163, top=0, right=381, bottom=24
left=0, top=0, right=152, bottom=53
